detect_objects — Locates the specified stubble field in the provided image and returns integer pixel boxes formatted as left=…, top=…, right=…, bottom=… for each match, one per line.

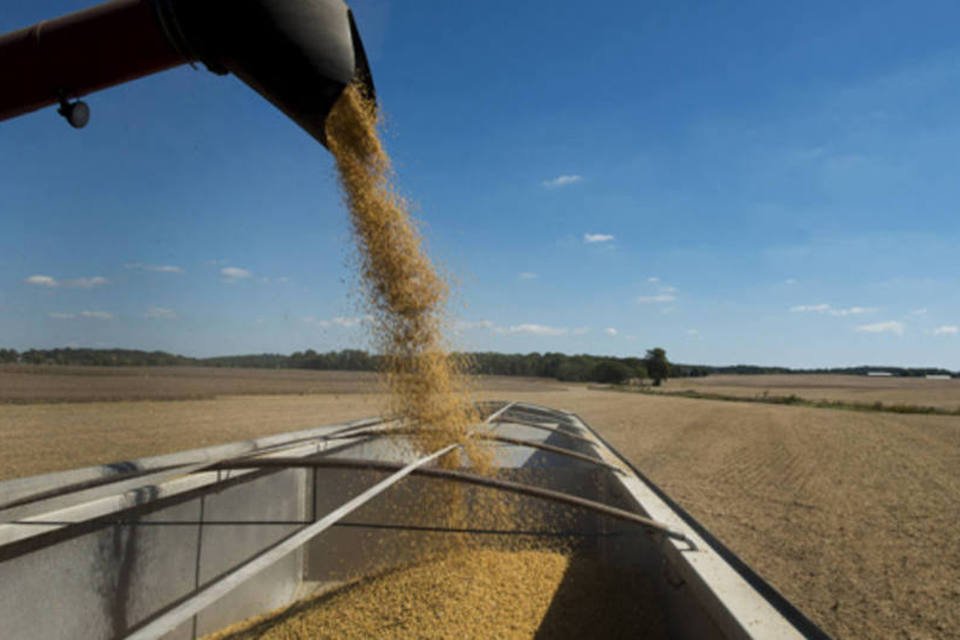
left=652, top=373, right=960, bottom=410
left=1, top=367, right=958, bottom=639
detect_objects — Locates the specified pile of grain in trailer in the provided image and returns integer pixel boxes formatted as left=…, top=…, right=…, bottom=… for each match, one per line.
left=206, top=548, right=666, bottom=639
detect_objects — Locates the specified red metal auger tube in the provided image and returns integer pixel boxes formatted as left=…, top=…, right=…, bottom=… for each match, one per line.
left=0, top=0, right=183, bottom=122
left=0, top=0, right=375, bottom=146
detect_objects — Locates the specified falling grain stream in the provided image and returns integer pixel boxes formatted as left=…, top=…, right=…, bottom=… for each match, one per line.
left=206, top=86, right=660, bottom=638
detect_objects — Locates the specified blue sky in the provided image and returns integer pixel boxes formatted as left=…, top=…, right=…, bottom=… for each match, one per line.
left=2, top=0, right=960, bottom=368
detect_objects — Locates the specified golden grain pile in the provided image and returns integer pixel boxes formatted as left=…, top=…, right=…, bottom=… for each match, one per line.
left=208, top=549, right=666, bottom=640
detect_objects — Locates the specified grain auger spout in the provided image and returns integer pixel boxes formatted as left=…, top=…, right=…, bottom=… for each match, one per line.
left=0, top=0, right=375, bottom=145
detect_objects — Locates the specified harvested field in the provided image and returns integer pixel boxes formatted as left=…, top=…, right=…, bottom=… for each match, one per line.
left=654, top=373, right=960, bottom=411
left=0, top=369, right=563, bottom=479
left=1, top=369, right=958, bottom=638
left=0, top=364, right=560, bottom=404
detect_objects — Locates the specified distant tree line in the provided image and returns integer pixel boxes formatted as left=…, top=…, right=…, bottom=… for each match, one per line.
left=1, top=347, right=955, bottom=381
left=12, top=348, right=191, bottom=367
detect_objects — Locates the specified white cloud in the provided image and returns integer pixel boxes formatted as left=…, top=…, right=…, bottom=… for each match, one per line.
left=65, top=277, right=109, bottom=289
left=332, top=315, right=371, bottom=328
left=584, top=233, right=614, bottom=244
left=220, top=267, right=252, bottom=281
left=687, top=328, right=702, bottom=338
left=126, top=263, right=183, bottom=274
left=910, top=308, right=928, bottom=316
left=658, top=285, right=678, bottom=293
left=933, top=325, right=959, bottom=336
left=27, top=275, right=108, bottom=289
left=542, top=174, right=583, bottom=189
left=457, top=319, right=495, bottom=331
left=458, top=319, right=586, bottom=337
left=302, top=316, right=331, bottom=328
left=518, top=272, right=538, bottom=280
left=647, top=277, right=660, bottom=284
left=831, top=306, right=877, bottom=317
left=784, top=278, right=798, bottom=285
left=80, top=310, right=113, bottom=319
left=604, top=327, right=618, bottom=336
left=791, top=304, right=876, bottom=316
left=856, top=321, right=905, bottom=335
left=51, top=310, right=113, bottom=320
left=25, top=275, right=58, bottom=288
left=637, top=294, right=676, bottom=303
left=504, top=323, right=567, bottom=336
left=145, top=306, right=177, bottom=320
left=303, top=315, right=372, bottom=329
left=791, top=304, right=831, bottom=313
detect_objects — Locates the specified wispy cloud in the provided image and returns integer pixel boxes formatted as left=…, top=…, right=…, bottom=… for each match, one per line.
left=856, top=321, right=905, bottom=335
left=910, top=308, right=928, bottom=316
left=302, top=316, right=330, bottom=328
left=25, top=275, right=58, bottom=288
left=456, top=319, right=495, bottom=331
left=50, top=310, right=113, bottom=320
left=933, top=325, right=958, bottom=336
left=81, top=310, right=113, bottom=319
left=791, top=304, right=876, bottom=317
left=542, top=174, right=582, bottom=189
left=832, top=306, right=877, bottom=317
left=687, top=328, right=702, bottom=338
left=637, top=294, right=676, bottom=303
left=125, top=263, right=184, bottom=274
left=791, top=304, right=831, bottom=313
left=504, top=323, right=568, bottom=336
left=457, top=319, right=586, bottom=337
left=332, top=315, right=372, bottom=328
left=66, top=277, right=109, bottom=289
left=638, top=280, right=678, bottom=304
left=584, top=233, right=614, bottom=244
left=220, top=267, right=252, bottom=281
left=24, top=274, right=108, bottom=289
left=518, top=272, right=538, bottom=280
left=784, top=278, right=798, bottom=285
left=604, top=327, right=618, bottom=336
left=303, top=315, right=372, bottom=329
left=145, top=306, right=177, bottom=320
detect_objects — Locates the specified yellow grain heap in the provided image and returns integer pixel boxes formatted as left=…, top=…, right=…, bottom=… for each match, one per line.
left=207, top=549, right=666, bottom=640
left=325, top=84, right=482, bottom=469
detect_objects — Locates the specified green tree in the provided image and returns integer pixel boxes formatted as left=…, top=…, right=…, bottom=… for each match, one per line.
left=591, top=360, right=632, bottom=384
left=645, top=348, right=670, bottom=386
